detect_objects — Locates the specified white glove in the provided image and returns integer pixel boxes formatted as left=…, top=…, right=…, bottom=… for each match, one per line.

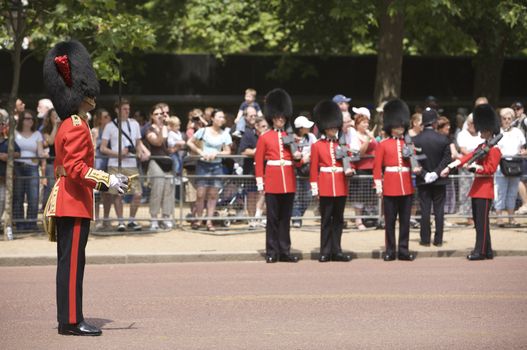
left=468, top=163, right=484, bottom=172
left=424, top=172, right=439, bottom=184
left=374, top=179, right=383, bottom=196
left=310, top=182, right=318, bottom=197
left=109, top=174, right=129, bottom=195
left=256, top=177, right=264, bottom=192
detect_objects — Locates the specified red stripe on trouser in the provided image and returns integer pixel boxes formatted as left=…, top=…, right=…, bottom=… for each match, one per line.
left=69, top=218, right=81, bottom=324
left=482, top=199, right=489, bottom=254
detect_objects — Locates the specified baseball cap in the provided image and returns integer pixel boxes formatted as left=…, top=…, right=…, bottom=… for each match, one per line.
left=294, top=116, right=314, bottom=129
left=511, top=101, right=524, bottom=110
left=352, top=107, right=371, bottom=119
left=332, top=94, right=351, bottom=104
left=422, top=107, right=438, bottom=126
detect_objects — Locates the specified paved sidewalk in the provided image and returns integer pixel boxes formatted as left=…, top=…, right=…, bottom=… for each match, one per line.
left=0, top=221, right=526, bottom=266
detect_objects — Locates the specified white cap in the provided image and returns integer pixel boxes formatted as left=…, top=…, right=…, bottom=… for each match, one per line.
left=376, top=101, right=387, bottom=113
left=352, top=107, right=371, bottom=119
left=294, top=115, right=314, bottom=129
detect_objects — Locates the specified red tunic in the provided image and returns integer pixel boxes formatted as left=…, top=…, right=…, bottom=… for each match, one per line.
left=309, top=139, right=348, bottom=197
left=373, top=138, right=414, bottom=196
left=254, top=130, right=296, bottom=194
left=51, top=115, right=110, bottom=219
left=458, top=145, right=501, bottom=199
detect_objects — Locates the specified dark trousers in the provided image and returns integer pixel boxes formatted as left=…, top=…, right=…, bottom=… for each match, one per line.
left=56, top=217, right=90, bottom=324
left=265, top=193, right=295, bottom=256
left=383, top=195, right=412, bottom=255
left=418, top=184, right=446, bottom=244
left=472, top=198, right=493, bottom=255
left=319, top=196, right=346, bottom=255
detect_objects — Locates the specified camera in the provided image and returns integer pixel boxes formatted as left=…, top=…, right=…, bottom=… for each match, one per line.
left=126, top=145, right=136, bottom=154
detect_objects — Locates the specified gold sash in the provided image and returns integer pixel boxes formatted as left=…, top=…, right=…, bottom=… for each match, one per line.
left=43, top=178, right=60, bottom=242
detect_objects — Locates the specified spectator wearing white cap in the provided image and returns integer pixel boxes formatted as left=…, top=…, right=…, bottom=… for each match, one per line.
left=291, top=115, right=317, bottom=228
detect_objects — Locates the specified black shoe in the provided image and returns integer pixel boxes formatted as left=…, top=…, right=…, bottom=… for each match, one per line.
left=279, top=254, right=299, bottom=263
left=433, top=242, right=443, bottom=247
left=318, top=255, right=330, bottom=262
left=419, top=241, right=431, bottom=247
left=467, top=252, right=486, bottom=261
left=265, top=255, right=278, bottom=263
left=331, top=253, right=352, bottom=262
left=398, top=253, right=415, bottom=261
left=383, top=253, right=396, bottom=261
left=486, top=252, right=494, bottom=260
left=58, top=321, right=102, bottom=336
left=127, top=221, right=142, bottom=231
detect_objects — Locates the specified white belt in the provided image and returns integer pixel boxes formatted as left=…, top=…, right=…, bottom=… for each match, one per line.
left=385, top=166, right=410, bottom=172
left=267, top=160, right=293, bottom=166
left=320, top=166, right=344, bottom=173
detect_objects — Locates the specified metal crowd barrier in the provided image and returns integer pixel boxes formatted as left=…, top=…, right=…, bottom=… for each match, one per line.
left=3, top=155, right=527, bottom=234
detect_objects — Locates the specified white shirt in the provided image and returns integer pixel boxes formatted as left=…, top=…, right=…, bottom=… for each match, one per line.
left=167, top=130, right=183, bottom=148
left=346, top=127, right=359, bottom=152
left=15, top=131, right=43, bottom=165
left=101, top=118, right=142, bottom=168
left=498, top=127, right=525, bottom=157
left=457, top=129, right=483, bottom=153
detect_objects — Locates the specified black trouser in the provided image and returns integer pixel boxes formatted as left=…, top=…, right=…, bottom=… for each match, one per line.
left=383, top=195, right=412, bottom=255
left=56, top=217, right=90, bottom=324
left=418, top=184, right=446, bottom=244
left=319, top=196, right=347, bottom=255
left=265, top=193, right=295, bottom=256
left=471, top=198, right=493, bottom=255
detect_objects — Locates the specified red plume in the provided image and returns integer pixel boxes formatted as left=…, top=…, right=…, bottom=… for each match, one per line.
left=54, top=55, right=72, bottom=87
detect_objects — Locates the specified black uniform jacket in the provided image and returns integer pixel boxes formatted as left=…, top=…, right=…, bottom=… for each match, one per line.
left=412, top=127, right=452, bottom=186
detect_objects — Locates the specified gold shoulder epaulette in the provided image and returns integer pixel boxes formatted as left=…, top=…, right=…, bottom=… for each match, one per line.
left=71, top=115, right=82, bottom=126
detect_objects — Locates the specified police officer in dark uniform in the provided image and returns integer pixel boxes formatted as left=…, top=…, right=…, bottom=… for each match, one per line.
left=413, top=108, right=451, bottom=247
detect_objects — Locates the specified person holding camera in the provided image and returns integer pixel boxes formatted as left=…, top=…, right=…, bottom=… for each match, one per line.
left=100, top=99, right=146, bottom=232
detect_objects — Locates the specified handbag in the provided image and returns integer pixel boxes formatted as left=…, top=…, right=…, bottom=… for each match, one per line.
left=500, top=157, right=523, bottom=177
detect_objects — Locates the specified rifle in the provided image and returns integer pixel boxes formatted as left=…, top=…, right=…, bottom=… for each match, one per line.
left=282, top=126, right=305, bottom=159
left=402, top=133, right=426, bottom=171
left=465, top=133, right=503, bottom=172
left=335, top=133, right=360, bottom=173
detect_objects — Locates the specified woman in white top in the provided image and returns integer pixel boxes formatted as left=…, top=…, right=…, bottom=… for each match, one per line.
left=14, top=110, right=47, bottom=231
left=495, top=108, right=526, bottom=227
left=456, top=114, right=483, bottom=225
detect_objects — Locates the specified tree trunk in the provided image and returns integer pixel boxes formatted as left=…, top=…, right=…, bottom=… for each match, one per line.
left=472, top=38, right=505, bottom=105
left=373, top=0, right=405, bottom=128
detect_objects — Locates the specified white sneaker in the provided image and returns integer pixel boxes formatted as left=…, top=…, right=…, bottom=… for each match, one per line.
left=515, top=205, right=527, bottom=215
left=150, top=221, right=159, bottom=230
left=163, top=220, right=173, bottom=230
left=249, top=220, right=257, bottom=230
left=95, top=222, right=104, bottom=230
left=117, top=223, right=126, bottom=232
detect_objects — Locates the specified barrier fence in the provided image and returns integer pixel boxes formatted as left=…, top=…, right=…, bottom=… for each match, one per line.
left=4, top=155, right=527, bottom=233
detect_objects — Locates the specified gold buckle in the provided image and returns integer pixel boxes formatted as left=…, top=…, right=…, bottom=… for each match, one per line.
left=332, top=166, right=337, bottom=172
left=280, top=160, right=285, bottom=166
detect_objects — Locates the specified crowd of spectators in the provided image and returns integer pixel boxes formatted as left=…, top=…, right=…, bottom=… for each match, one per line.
left=0, top=91, right=526, bottom=233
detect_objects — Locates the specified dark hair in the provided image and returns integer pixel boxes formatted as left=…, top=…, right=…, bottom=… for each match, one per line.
left=41, top=108, right=58, bottom=135
left=114, top=98, right=130, bottom=109
left=93, top=108, right=109, bottom=128
left=16, top=110, right=37, bottom=132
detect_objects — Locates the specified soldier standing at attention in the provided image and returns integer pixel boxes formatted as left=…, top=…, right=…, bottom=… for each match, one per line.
left=373, top=99, right=418, bottom=262
left=310, top=100, right=354, bottom=262
left=43, top=40, right=128, bottom=336
left=255, top=88, right=301, bottom=263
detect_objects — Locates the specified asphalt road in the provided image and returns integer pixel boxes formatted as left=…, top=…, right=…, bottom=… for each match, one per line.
left=1, top=257, right=527, bottom=350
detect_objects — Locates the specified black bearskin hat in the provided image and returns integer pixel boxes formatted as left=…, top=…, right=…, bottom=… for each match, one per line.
left=313, top=100, right=342, bottom=132
left=382, top=98, right=410, bottom=134
left=43, top=40, right=99, bottom=119
left=264, top=88, right=293, bottom=126
left=473, top=104, right=500, bottom=135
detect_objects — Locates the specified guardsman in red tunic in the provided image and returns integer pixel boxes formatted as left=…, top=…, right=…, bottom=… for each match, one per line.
left=310, top=100, right=354, bottom=262
left=255, top=88, right=300, bottom=263
left=43, top=41, right=128, bottom=336
left=441, top=104, right=501, bottom=260
left=373, top=99, right=417, bottom=261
